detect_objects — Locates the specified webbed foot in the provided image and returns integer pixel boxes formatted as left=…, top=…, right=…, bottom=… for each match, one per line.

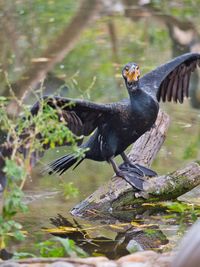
left=109, top=157, right=146, bottom=190
left=135, top=163, right=157, bottom=177
left=118, top=162, right=144, bottom=176
left=119, top=162, right=157, bottom=177
left=117, top=170, right=144, bottom=190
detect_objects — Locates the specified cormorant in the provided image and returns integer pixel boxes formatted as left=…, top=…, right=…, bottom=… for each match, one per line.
left=30, top=53, right=200, bottom=190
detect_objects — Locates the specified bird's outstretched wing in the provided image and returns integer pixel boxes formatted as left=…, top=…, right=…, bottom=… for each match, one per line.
left=140, top=53, right=200, bottom=103
left=18, top=96, right=113, bottom=166
left=30, top=96, right=113, bottom=136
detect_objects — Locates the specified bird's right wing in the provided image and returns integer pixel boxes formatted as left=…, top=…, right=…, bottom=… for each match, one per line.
left=140, top=52, right=200, bottom=103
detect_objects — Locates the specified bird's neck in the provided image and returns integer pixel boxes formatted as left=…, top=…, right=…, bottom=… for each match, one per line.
left=126, top=80, right=141, bottom=101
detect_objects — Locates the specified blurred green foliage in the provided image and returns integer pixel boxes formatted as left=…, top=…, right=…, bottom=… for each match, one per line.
left=163, top=201, right=199, bottom=222
left=13, top=236, right=87, bottom=259
left=0, top=93, right=84, bottom=250
left=36, top=237, right=87, bottom=258
left=60, top=181, right=79, bottom=200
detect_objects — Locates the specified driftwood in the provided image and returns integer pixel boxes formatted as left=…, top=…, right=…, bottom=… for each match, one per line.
left=71, top=110, right=200, bottom=217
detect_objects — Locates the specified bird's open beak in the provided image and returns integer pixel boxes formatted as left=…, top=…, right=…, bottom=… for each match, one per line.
left=127, top=66, right=140, bottom=82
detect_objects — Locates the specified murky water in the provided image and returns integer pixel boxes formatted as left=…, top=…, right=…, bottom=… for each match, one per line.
left=1, top=0, right=200, bottom=258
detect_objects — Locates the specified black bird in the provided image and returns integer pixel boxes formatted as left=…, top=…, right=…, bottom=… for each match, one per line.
left=30, top=53, right=200, bottom=190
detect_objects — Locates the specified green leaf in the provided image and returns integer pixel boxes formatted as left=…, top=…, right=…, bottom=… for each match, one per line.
left=13, top=252, right=36, bottom=259
left=3, top=159, right=26, bottom=181
left=55, top=237, right=88, bottom=257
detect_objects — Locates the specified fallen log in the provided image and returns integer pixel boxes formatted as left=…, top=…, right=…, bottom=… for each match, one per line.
left=71, top=110, right=200, bottom=217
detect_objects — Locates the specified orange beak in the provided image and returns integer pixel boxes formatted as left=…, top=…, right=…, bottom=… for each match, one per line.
left=127, top=66, right=140, bottom=82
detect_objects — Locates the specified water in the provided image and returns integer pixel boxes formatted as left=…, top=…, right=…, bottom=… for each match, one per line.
left=1, top=0, right=200, bottom=258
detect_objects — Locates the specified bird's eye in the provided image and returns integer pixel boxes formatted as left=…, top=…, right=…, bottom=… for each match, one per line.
left=125, top=66, right=129, bottom=71
left=135, top=65, right=139, bottom=70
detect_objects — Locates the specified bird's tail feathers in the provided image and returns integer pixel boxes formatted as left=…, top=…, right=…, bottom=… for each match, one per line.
left=46, top=153, right=83, bottom=175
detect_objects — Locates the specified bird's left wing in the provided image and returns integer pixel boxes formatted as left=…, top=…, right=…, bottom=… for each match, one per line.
left=18, top=96, right=114, bottom=166
left=140, top=52, right=200, bottom=103
left=30, top=95, right=113, bottom=136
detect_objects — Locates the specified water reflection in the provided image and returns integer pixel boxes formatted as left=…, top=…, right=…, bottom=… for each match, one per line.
left=1, top=0, right=200, bottom=258
left=41, top=200, right=197, bottom=258
left=46, top=213, right=168, bottom=259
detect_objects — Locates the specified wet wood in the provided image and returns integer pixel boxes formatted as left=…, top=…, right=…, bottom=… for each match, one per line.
left=71, top=110, right=200, bottom=217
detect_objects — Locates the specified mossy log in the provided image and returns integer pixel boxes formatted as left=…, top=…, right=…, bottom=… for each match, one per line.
left=71, top=110, right=200, bottom=217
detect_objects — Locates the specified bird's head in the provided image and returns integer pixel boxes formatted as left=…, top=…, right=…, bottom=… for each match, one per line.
left=122, top=63, right=140, bottom=91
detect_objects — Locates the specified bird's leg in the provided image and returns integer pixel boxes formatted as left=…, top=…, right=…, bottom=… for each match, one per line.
left=109, top=157, right=144, bottom=190
left=120, top=152, right=144, bottom=176
left=119, top=152, right=157, bottom=177
left=109, top=157, right=121, bottom=174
